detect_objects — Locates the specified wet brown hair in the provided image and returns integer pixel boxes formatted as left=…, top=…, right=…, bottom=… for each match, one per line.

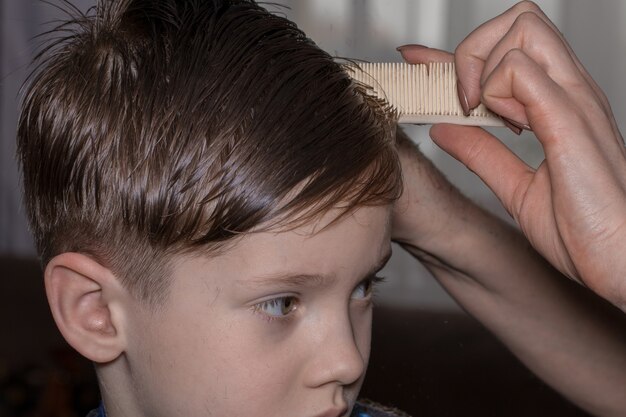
left=17, top=0, right=401, bottom=305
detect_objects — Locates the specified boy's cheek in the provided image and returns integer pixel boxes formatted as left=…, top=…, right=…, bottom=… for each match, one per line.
left=119, top=319, right=286, bottom=415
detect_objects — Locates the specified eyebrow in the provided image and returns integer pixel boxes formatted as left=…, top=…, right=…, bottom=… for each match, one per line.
left=241, top=249, right=393, bottom=289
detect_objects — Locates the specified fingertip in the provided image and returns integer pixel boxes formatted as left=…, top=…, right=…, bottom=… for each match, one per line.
left=454, top=56, right=485, bottom=111
left=430, top=123, right=458, bottom=154
left=429, top=124, right=488, bottom=160
left=429, top=123, right=454, bottom=140
left=396, top=44, right=428, bottom=52
left=396, top=44, right=428, bottom=62
left=429, top=123, right=472, bottom=142
left=428, top=123, right=449, bottom=140
left=397, top=46, right=454, bottom=64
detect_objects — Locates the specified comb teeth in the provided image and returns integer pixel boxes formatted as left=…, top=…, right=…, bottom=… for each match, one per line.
left=347, top=62, right=503, bottom=126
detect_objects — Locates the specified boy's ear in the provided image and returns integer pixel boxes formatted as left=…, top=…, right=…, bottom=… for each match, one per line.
left=45, top=252, right=129, bottom=363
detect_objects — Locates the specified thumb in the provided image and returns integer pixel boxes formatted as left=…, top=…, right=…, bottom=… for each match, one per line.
left=429, top=123, right=534, bottom=218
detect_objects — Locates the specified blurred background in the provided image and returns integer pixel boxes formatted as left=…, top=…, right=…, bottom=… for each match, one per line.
left=1, top=1, right=624, bottom=416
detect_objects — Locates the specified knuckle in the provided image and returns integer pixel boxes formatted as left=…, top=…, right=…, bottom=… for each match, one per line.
left=501, top=48, right=526, bottom=66
left=513, top=1, right=542, bottom=14
left=513, top=9, right=543, bottom=29
left=454, top=41, right=468, bottom=58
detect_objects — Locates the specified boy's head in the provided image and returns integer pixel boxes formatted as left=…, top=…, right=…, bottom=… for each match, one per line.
left=17, top=0, right=402, bottom=415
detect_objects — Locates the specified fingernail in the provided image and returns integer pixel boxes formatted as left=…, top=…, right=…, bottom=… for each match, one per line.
left=396, top=44, right=428, bottom=52
left=501, top=117, right=531, bottom=135
left=501, top=118, right=522, bottom=135
left=457, top=81, right=471, bottom=117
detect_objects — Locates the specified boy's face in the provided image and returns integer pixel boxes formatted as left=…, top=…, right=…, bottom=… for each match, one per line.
left=118, top=205, right=392, bottom=417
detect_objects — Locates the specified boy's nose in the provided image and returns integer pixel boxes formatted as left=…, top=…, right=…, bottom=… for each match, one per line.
left=304, top=313, right=368, bottom=388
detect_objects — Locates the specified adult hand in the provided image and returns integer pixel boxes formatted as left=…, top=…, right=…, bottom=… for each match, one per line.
left=398, top=1, right=626, bottom=311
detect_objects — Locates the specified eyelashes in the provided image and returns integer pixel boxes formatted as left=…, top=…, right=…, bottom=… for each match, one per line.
left=352, top=274, right=386, bottom=300
left=252, top=296, right=299, bottom=323
left=250, top=274, right=387, bottom=324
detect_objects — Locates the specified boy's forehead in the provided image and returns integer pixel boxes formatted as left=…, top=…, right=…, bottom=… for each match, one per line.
left=201, top=205, right=392, bottom=275
left=261, top=203, right=393, bottom=236
left=262, top=204, right=392, bottom=244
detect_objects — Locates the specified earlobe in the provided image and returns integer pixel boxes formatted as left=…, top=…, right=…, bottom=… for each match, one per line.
left=45, top=252, right=128, bottom=363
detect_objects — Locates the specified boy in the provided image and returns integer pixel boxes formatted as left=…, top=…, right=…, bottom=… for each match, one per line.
left=17, top=1, right=626, bottom=416
left=19, top=1, right=403, bottom=415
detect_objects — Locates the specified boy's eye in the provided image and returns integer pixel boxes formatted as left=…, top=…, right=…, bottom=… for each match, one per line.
left=254, top=296, right=298, bottom=318
left=351, top=275, right=385, bottom=300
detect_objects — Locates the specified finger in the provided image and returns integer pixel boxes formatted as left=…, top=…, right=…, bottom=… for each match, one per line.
left=481, top=48, right=623, bottom=161
left=512, top=6, right=614, bottom=117
left=480, top=48, right=554, bottom=127
left=454, top=2, right=541, bottom=110
left=455, top=1, right=608, bottom=113
left=480, top=12, right=582, bottom=92
left=460, top=3, right=623, bottom=151
left=429, top=124, right=534, bottom=220
left=397, top=45, right=453, bottom=64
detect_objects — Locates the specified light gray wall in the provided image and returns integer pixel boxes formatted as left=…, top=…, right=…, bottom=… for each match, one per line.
left=1, top=0, right=624, bottom=309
